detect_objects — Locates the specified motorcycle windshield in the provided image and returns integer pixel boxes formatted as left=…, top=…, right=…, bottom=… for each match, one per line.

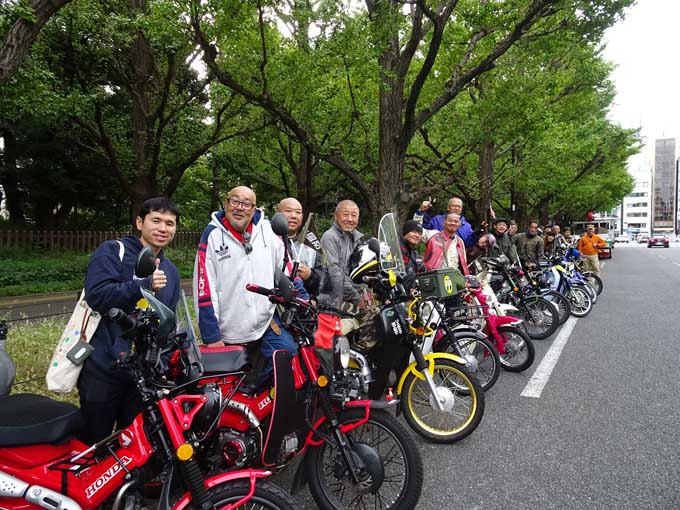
left=377, top=213, right=406, bottom=275
left=175, top=289, right=202, bottom=368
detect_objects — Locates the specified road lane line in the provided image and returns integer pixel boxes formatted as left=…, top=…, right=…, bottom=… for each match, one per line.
left=659, top=255, right=667, bottom=260
left=600, top=262, right=606, bottom=269
left=521, top=317, right=578, bottom=398
left=674, top=262, right=680, bottom=267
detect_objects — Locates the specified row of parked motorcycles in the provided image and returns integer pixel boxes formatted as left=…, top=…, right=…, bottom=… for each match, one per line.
left=0, top=213, right=602, bottom=510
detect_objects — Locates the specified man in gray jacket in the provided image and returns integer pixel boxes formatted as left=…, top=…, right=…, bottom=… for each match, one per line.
left=320, top=200, right=364, bottom=308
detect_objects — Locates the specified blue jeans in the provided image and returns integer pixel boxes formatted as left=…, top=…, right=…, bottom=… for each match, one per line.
left=257, top=313, right=298, bottom=385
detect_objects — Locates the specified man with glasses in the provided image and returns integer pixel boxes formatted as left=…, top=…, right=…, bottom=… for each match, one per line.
left=193, top=186, right=296, bottom=383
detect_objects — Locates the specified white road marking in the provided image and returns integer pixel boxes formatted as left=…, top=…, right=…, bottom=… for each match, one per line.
left=520, top=317, right=578, bottom=398
left=674, top=262, right=680, bottom=268
left=600, top=262, right=606, bottom=269
left=659, top=255, right=667, bottom=260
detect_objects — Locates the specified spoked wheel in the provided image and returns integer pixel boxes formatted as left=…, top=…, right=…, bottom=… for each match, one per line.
left=581, top=281, right=598, bottom=303
left=518, top=298, right=559, bottom=340
left=437, top=333, right=501, bottom=392
left=542, top=291, right=571, bottom=325
left=400, top=358, right=485, bottom=443
left=184, top=480, right=296, bottom=510
left=305, top=408, right=423, bottom=510
left=496, top=325, right=535, bottom=372
left=583, top=272, right=603, bottom=295
left=566, top=286, right=592, bottom=317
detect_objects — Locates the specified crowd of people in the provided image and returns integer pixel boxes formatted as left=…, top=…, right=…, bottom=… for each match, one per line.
left=77, top=189, right=605, bottom=442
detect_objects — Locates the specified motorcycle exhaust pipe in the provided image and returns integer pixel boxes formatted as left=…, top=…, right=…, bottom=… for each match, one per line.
left=0, top=470, right=81, bottom=510
left=224, top=399, right=260, bottom=428
left=349, top=349, right=373, bottom=394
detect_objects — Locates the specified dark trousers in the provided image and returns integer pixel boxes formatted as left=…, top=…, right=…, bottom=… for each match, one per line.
left=77, top=370, right=143, bottom=445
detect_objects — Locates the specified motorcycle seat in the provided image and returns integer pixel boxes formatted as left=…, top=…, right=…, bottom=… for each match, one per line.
left=0, top=393, right=83, bottom=447
left=200, top=345, right=249, bottom=375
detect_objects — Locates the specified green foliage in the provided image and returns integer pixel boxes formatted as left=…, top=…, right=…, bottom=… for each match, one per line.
left=0, top=250, right=89, bottom=296
left=5, top=317, right=77, bottom=403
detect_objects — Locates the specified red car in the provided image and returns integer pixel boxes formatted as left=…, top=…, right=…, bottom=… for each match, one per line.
left=648, top=235, right=669, bottom=248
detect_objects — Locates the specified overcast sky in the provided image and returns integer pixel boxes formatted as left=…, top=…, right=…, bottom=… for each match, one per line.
left=602, top=0, right=680, bottom=171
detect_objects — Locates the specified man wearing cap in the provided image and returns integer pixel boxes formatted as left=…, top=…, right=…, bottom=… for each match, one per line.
left=577, top=224, right=605, bottom=277
left=400, top=220, right=426, bottom=289
left=490, top=217, right=518, bottom=261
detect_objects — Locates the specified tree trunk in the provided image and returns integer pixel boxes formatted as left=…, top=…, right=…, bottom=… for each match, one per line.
left=475, top=141, right=495, bottom=226
left=0, top=0, right=73, bottom=84
left=0, top=131, right=26, bottom=226
left=374, top=26, right=405, bottom=229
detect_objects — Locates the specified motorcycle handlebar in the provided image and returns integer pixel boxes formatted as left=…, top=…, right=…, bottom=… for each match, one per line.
left=108, top=308, right=136, bottom=335
left=246, top=283, right=274, bottom=297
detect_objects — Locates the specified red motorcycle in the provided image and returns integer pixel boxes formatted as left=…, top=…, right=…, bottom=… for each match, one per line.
left=185, top=269, right=424, bottom=510
left=438, top=275, right=535, bottom=372
left=0, top=289, right=294, bottom=510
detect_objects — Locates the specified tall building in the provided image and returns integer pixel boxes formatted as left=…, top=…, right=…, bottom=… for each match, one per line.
left=652, top=138, right=677, bottom=233
left=621, top=166, right=652, bottom=239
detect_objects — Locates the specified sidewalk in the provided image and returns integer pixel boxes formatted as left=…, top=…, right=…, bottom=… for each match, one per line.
left=0, top=279, right=193, bottom=322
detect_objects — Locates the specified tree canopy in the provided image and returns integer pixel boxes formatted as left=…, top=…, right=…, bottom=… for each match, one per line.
left=0, top=0, right=637, bottom=230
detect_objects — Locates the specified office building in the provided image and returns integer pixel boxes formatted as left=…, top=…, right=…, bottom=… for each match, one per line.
left=651, top=138, right=676, bottom=233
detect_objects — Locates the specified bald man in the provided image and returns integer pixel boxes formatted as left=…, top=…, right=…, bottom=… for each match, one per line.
left=320, top=200, right=364, bottom=307
left=277, top=197, right=323, bottom=296
left=193, top=186, right=297, bottom=382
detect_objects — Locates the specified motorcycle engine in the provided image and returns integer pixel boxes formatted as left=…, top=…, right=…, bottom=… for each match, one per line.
left=218, top=430, right=258, bottom=469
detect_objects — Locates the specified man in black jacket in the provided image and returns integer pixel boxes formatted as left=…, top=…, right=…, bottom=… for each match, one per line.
left=77, top=197, right=181, bottom=444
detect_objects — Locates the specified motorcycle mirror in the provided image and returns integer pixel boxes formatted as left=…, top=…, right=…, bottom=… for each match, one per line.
left=367, top=237, right=381, bottom=258
left=270, top=212, right=290, bottom=237
left=136, top=246, right=157, bottom=278
left=275, top=268, right=294, bottom=302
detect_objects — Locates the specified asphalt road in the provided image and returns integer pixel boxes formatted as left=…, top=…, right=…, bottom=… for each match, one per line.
left=281, top=242, right=680, bottom=509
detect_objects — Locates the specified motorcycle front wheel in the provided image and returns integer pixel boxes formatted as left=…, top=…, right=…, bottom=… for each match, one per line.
left=496, top=325, right=535, bottom=372
left=400, top=358, right=485, bottom=443
left=183, top=479, right=295, bottom=510
left=518, top=298, right=559, bottom=340
left=542, top=290, right=571, bottom=325
left=566, top=286, right=593, bottom=317
left=583, top=273, right=603, bottom=295
left=305, top=408, right=423, bottom=510
left=436, top=333, right=501, bottom=392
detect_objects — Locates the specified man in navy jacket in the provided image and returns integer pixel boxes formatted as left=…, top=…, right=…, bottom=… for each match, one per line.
left=77, top=197, right=180, bottom=444
left=414, top=197, right=475, bottom=247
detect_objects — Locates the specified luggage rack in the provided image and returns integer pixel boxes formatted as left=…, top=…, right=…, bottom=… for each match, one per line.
left=49, top=432, right=130, bottom=475
left=444, top=304, right=488, bottom=323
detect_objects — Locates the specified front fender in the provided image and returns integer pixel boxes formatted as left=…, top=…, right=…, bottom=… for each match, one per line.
left=449, top=327, right=487, bottom=341
left=172, top=469, right=272, bottom=510
left=498, top=303, right=519, bottom=314
left=396, top=352, right=466, bottom=395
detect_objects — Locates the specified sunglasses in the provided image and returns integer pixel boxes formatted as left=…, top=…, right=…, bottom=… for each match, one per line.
left=243, top=231, right=253, bottom=255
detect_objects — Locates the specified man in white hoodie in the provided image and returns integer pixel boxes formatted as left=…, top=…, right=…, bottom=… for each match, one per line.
left=193, top=186, right=296, bottom=382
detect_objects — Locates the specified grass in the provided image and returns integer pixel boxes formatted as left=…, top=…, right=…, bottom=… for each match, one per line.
left=0, top=245, right=196, bottom=297
left=5, top=316, right=78, bottom=403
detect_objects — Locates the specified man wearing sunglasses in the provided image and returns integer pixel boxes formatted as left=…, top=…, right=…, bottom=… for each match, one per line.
left=193, top=186, right=296, bottom=382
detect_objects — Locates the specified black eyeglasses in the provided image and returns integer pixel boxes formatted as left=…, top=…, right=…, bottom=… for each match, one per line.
left=243, top=231, right=253, bottom=255
left=227, top=198, right=255, bottom=210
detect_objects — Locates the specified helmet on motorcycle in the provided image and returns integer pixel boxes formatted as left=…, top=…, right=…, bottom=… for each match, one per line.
left=348, top=239, right=379, bottom=284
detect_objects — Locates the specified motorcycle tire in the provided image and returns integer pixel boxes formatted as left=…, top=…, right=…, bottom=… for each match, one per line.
left=180, top=479, right=296, bottom=510
left=566, top=286, right=593, bottom=317
left=583, top=273, right=603, bottom=295
left=305, top=408, right=423, bottom=510
left=436, top=333, right=501, bottom=392
left=519, top=298, right=559, bottom=340
left=581, top=281, right=598, bottom=303
left=400, top=357, right=485, bottom=443
left=542, top=290, right=571, bottom=325
left=496, top=325, right=535, bottom=372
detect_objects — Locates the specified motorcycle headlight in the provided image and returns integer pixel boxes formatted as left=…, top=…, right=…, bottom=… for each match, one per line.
left=334, top=335, right=351, bottom=369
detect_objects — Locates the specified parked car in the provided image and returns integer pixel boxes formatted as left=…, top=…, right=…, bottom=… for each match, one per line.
left=614, top=234, right=630, bottom=244
left=648, top=235, right=669, bottom=248
left=638, top=236, right=649, bottom=244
